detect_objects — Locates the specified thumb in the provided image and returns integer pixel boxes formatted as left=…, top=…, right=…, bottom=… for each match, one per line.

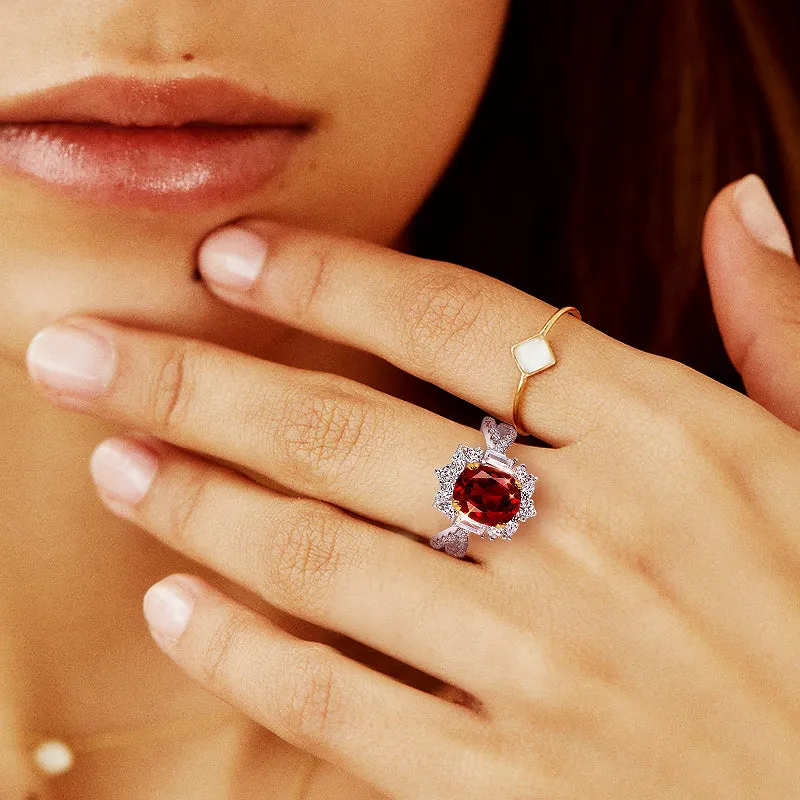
left=703, top=173, right=800, bottom=429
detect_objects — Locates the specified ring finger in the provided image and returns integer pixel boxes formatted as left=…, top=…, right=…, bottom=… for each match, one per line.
left=25, top=316, right=561, bottom=550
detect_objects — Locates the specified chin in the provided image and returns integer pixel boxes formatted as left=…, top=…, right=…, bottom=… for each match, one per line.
left=0, top=261, right=293, bottom=369
left=0, top=163, right=412, bottom=372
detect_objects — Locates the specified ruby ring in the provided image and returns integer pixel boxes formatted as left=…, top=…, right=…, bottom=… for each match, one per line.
left=430, top=416, right=537, bottom=558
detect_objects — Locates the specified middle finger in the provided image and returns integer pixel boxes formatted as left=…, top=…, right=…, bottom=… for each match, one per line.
left=199, top=221, right=638, bottom=446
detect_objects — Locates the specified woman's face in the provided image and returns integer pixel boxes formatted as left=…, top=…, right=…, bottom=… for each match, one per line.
left=0, top=0, right=510, bottom=365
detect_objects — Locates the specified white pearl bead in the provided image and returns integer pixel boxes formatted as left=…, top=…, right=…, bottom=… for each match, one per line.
left=32, top=739, right=74, bottom=776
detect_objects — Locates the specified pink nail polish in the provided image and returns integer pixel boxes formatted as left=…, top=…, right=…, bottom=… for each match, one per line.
left=198, top=226, right=267, bottom=289
left=26, top=324, right=116, bottom=398
left=90, top=438, right=159, bottom=506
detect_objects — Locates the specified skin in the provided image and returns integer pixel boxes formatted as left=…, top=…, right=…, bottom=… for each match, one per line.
left=0, top=0, right=509, bottom=797
left=0, top=0, right=509, bottom=360
left=3, top=4, right=800, bottom=800
left=13, top=180, right=800, bottom=800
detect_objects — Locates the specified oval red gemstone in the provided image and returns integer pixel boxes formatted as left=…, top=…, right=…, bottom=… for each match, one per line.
left=452, top=463, right=521, bottom=526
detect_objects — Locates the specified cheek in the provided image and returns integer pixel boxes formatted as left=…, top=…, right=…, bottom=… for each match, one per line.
left=257, top=0, right=511, bottom=246
left=0, top=0, right=510, bottom=363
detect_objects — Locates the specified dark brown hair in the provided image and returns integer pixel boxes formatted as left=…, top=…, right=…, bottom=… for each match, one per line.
left=408, top=0, right=800, bottom=391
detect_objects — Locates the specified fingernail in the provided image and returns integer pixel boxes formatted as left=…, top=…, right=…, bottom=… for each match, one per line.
left=198, top=226, right=267, bottom=289
left=143, top=576, right=197, bottom=645
left=90, top=438, right=159, bottom=506
left=26, top=324, right=116, bottom=398
left=734, top=174, right=795, bottom=258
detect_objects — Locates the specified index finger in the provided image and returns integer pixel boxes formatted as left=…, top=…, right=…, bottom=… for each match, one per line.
left=198, top=221, right=653, bottom=445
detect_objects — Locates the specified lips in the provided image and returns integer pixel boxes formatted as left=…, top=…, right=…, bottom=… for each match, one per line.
left=0, top=76, right=317, bottom=210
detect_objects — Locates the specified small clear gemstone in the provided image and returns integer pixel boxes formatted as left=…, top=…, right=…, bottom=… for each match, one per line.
left=457, top=516, right=485, bottom=536
left=481, top=417, right=517, bottom=453
left=435, top=488, right=451, bottom=506
left=502, top=519, right=519, bottom=539
left=483, top=449, right=515, bottom=471
left=513, top=465, right=537, bottom=497
left=463, top=446, right=484, bottom=464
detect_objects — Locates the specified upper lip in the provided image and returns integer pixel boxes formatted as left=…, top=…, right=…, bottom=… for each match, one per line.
left=0, top=74, right=318, bottom=128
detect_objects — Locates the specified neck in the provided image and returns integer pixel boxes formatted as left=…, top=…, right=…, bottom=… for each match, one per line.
left=0, top=354, right=243, bottom=732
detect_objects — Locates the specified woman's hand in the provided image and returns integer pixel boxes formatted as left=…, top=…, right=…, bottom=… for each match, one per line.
left=24, top=176, right=800, bottom=799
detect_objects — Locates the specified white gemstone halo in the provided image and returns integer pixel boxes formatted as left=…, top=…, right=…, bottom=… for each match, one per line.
left=430, top=416, right=537, bottom=558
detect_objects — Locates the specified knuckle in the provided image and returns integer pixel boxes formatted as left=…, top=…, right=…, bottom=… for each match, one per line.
left=635, top=401, right=704, bottom=471
left=277, top=642, right=342, bottom=751
left=268, top=500, right=345, bottom=616
left=275, top=383, right=379, bottom=485
left=166, top=462, right=218, bottom=550
left=283, top=239, right=337, bottom=321
left=196, top=606, right=249, bottom=689
left=613, top=354, right=711, bottom=458
left=650, top=352, right=703, bottom=391
left=737, top=293, right=800, bottom=378
left=644, top=396, right=706, bottom=459
left=660, top=411, right=705, bottom=459
left=148, top=342, right=199, bottom=435
left=400, top=269, right=487, bottom=363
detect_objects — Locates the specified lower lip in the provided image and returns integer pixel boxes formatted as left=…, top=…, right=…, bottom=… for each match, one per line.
left=0, top=122, right=308, bottom=211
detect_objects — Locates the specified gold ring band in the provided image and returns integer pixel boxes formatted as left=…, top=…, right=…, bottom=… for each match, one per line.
left=511, top=306, right=582, bottom=436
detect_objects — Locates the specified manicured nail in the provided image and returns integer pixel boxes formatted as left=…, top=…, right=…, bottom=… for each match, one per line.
left=143, top=576, right=197, bottom=645
left=734, top=174, right=795, bottom=258
left=26, top=324, right=116, bottom=398
left=90, top=438, right=159, bottom=506
left=198, top=226, right=267, bottom=289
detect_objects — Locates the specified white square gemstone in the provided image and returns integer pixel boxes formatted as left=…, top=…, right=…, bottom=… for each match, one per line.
left=512, top=335, right=556, bottom=376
